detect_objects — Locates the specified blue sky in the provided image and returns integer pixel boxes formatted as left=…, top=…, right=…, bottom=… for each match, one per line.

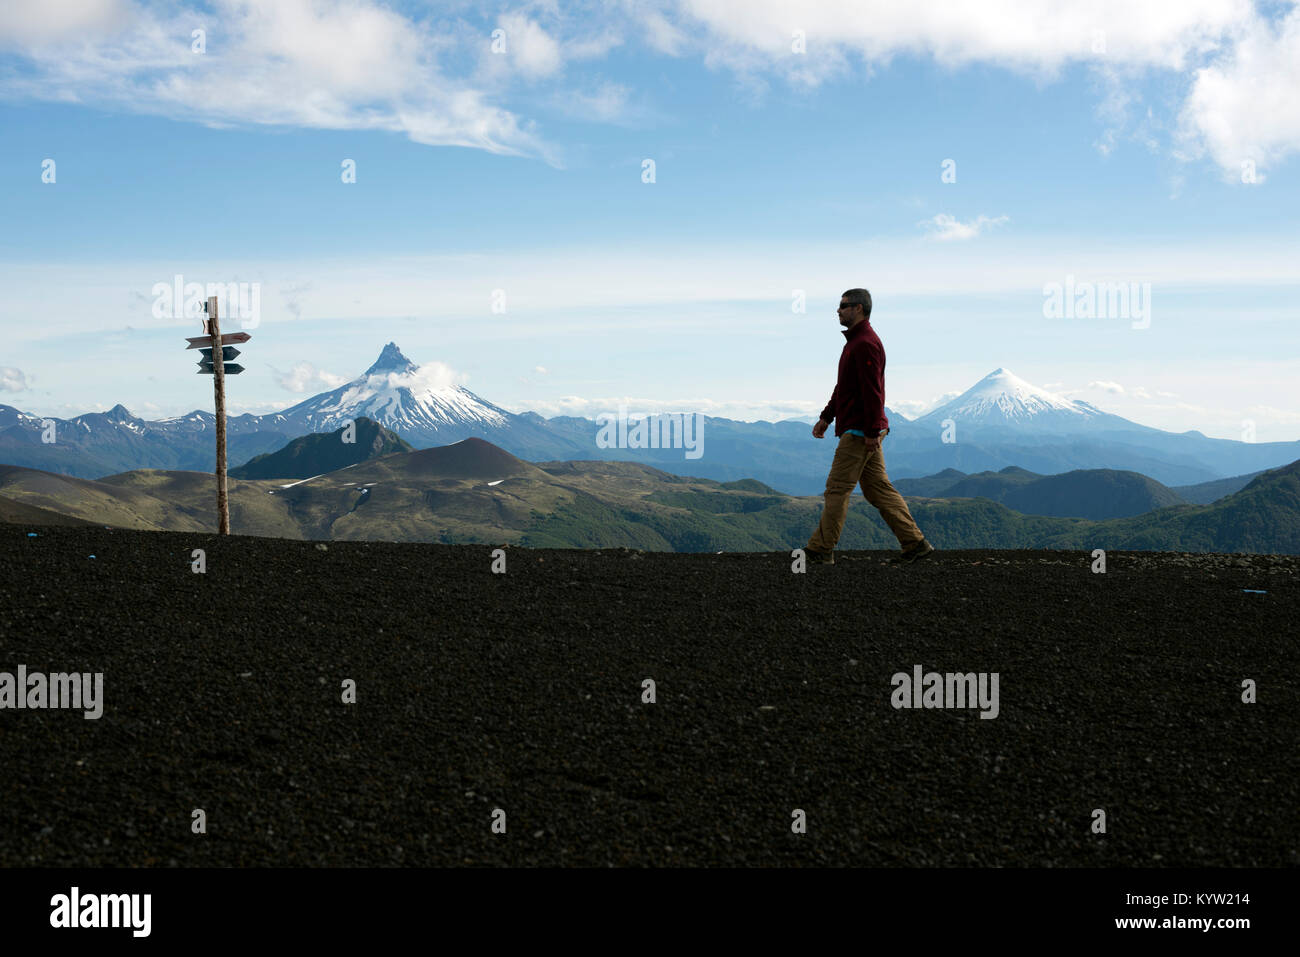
left=1, top=0, right=1298, bottom=440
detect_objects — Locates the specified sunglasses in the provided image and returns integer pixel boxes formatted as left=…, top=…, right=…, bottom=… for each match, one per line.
left=837, top=303, right=859, bottom=312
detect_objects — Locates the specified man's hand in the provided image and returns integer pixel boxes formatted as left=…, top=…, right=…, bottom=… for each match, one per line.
left=812, top=419, right=829, bottom=439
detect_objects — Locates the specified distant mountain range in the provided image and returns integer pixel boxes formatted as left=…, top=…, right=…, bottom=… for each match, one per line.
left=0, top=403, right=291, bottom=479
left=2, top=437, right=1298, bottom=555
left=3, top=345, right=1298, bottom=495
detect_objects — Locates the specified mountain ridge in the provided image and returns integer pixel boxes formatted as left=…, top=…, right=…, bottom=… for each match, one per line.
left=230, top=417, right=413, bottom=479
left=4, top=349, right=1299, bottom=493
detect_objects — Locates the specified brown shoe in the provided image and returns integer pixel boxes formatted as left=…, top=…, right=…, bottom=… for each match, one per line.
left=890, top=539, right=934, bottom=564
left=806, top=548, right=834, bottom=565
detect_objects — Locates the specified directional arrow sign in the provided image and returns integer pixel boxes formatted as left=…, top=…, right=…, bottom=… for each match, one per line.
left=186, top=332, right=252, bottom=350
left=199, top=346, right=241, bottom=362
left=197, top=362, right=245, bottom=375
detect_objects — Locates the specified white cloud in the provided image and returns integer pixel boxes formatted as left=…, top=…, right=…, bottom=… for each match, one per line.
left=2, top=0, right=1292, bottom=180
left=0, top=0, right=556, bottom=161
left=637, top=0, right=1288, bottom=176
left=274, top=362, right=348, bottom=393
left=281, top=282, right=312, bottom=321
left=912, top=391, right=962, bottom=416
left=888, top=398, right=936, bottom=418
left=1178, top=4, right=1300, bottom=179
left=495, top=13, right=564, bottom=78
left=932, top=389, right=963, bottom=405
left=651, top=0, right=1252, bottom=78
left=0, top=0, right=130, bottom=46
left=920, top=213, right=1009, bottom=241
left=640, top=9, right=688, bottom=55
left=1091, top=63, right=1144, bottom=157
left=1, top=366, right=30, bottom=391
left=228, top=398, right=297, bottom=414
left=480, top=10, right=622, bottom=85
left=383, top=361, right=470, bottom=393
left=1088, top=379, right=1125, bottom=393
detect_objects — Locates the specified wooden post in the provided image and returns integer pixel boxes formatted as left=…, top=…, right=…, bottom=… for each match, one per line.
left=209, top=295, right=230, bottom=535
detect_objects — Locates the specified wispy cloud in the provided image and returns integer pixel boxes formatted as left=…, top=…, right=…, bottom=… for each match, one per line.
left=1, top=366, right=30, bottom=391
left=551, top=80, right=631, bottom=121
left=3, top=236, right=1298, bottom=344
left=893, top=394, right=956, bottom=418
left=0, top=0, right=557, bottom=161
left=919, top=213, right=1009, bottom=242
left=273, top=361, right=347, bottom=394
left=1, top=0, right=1294, bottom=179
left=382, top=361, right=470, bottom=394
left=630, top=0, right=1297, bottom=178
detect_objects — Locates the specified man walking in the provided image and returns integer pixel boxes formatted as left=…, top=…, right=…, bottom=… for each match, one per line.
left=805, top=288, right=934, bottom=565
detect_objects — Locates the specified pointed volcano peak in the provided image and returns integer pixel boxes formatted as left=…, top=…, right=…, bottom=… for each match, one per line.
left=916, top=367, right=1095, bottom=428
left=978, top=367, right=1020, bottom=383
left=106, top=403, right=134, bottom=421
left=365, top=342, right=418, bottom=376
left=968, top=368, right=1046, bottom=397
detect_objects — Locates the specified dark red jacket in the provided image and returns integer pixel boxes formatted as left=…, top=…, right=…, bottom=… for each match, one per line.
left=819, top=318, right=889, bottom=437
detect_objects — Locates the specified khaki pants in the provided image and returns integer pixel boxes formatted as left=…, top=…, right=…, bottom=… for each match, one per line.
left=806, top=431, right=925, bottom=553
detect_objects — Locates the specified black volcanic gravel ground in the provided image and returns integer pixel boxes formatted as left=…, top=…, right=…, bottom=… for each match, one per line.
left=1, top=524, right=1296, bottom=867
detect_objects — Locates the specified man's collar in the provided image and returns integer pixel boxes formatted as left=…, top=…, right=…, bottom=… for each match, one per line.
left=841, top=317, right=871, bottom=340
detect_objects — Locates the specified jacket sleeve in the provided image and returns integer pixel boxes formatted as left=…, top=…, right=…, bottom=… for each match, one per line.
left=820, top=384, right=837, bottom=423
left=852, top=339, right=884, bottom=422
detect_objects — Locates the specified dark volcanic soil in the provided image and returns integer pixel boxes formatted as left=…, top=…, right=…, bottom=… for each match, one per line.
left=1, top=523, right=1296, bottom=867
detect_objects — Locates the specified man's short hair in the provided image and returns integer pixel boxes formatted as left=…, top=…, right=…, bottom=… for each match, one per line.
left=840, top=288, right=872, bottom=319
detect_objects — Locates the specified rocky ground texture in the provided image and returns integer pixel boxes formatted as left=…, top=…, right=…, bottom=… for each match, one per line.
left=1, top=524, right=1296, bottom=867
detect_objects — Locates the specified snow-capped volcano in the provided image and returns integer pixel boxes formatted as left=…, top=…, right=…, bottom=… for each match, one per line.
left=275, top=342, right=515, bottom=445
left=913, top=368, right=1145, bottom=434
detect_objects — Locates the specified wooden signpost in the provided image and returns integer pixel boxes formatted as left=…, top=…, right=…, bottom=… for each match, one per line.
left=188, top=296, right=251, bottom=535
left=198, top=360, right=245, bottom=375
left=186, top=331, right=250, bottom=349
left=199, top=346, right=241, bottom=362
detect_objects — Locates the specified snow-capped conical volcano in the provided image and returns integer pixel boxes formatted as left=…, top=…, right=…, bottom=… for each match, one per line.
left=275, top=342, right=514, bottom=444
left=913, top=368, right=1139, bottom=434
